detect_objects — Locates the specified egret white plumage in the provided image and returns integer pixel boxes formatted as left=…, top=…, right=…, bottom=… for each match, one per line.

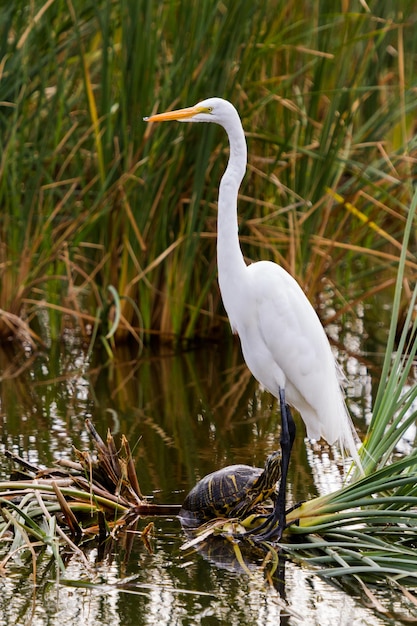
left=144, top=97, right=362, bottom=541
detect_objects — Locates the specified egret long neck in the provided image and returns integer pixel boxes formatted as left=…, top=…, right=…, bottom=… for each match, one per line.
left=217, top=116, right=248, bottom=310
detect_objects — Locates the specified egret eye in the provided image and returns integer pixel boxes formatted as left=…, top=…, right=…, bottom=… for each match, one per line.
left=206, top=107, right=213, bottom=113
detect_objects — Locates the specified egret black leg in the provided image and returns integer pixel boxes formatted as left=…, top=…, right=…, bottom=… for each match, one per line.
left=275, top=387, right=296, bottom=536
left=253, top=387, right=296, bottom=542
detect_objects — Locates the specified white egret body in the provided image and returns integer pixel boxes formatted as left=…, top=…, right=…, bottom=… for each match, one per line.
left=145, top=97, right=362, bottom=540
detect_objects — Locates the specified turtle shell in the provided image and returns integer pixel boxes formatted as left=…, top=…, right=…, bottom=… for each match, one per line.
left=179, top=451, right=281, bottom=526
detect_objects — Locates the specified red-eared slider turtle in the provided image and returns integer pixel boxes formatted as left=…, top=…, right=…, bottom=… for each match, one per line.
left=179, top=451, right=281, bottom=526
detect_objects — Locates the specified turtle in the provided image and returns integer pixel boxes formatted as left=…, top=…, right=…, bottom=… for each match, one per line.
left=179, top=451, right=281, bottom=527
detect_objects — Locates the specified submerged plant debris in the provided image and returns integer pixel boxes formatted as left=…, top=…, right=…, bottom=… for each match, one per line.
left=0, top=419, right=180, bottom=568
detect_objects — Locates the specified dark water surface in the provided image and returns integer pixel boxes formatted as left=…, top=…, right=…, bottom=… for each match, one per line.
left=0, top=326, right=407, bottom=625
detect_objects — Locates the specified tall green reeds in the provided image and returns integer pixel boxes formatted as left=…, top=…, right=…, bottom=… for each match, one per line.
left=1, top=1, right=416, bottom=347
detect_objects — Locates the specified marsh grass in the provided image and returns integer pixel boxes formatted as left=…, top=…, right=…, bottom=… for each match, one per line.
left=1, top=2, right=417, bottom=347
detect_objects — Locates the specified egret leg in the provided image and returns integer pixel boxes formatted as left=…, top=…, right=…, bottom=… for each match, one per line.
left=271, top=387, right=296, bottom=538
left=250, top=387, right=296, bottom=542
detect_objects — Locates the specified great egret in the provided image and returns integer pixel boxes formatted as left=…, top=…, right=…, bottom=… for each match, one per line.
left=144, top=97, right=362, bottom=541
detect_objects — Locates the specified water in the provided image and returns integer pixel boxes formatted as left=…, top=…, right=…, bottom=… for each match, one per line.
left=0, top=332, right=412, bottom=625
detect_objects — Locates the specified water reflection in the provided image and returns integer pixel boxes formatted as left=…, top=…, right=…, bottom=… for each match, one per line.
left=0, top=334, right=396, bottom=626
left=0, top=529, right=389, bottom=626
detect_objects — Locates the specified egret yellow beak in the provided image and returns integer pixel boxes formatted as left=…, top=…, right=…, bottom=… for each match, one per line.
left=144, top=105, right=205, bottom=123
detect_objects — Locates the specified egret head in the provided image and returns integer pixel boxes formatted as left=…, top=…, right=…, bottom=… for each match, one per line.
left=144, top=97, right=238, bottom=126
